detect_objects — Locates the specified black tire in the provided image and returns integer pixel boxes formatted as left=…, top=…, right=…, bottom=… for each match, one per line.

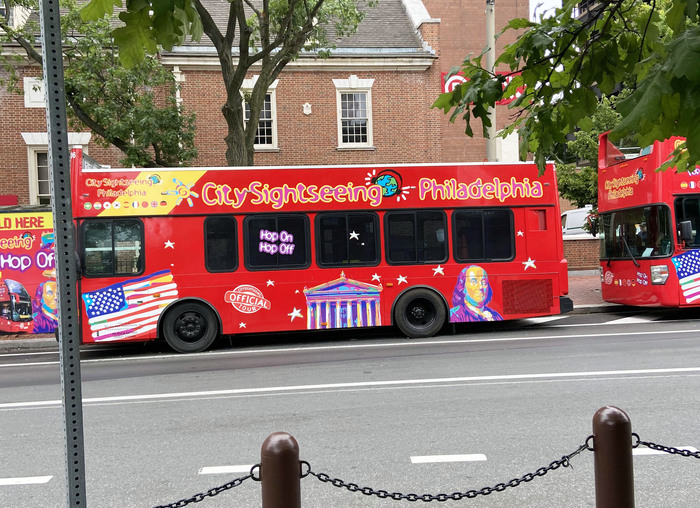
left=162, top=302, right=218, bottom=353
left=394, top=289, right=446, bottom=338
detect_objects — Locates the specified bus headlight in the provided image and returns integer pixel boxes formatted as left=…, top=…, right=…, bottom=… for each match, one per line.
left=651, top=265, right=669, bottom=285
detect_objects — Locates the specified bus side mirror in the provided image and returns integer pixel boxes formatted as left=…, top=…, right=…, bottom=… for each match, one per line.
left=589, top=217, right=598, bottom=236
left=74, top=251, right=82, bottom=279
left=679, top=220, right=693, bottom=242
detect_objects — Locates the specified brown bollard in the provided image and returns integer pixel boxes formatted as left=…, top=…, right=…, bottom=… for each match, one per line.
left=592, top=406, right=634, bottom=508
left=261, top=432, right=301, bottom=508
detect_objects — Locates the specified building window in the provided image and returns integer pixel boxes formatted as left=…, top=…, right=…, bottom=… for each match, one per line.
left=33, top=151, right=51, bottom=205
left=22, top=132, right=92, bottom=205
left=245, top=94, right=274, bottom=146
left=242, top=76, right=279, bottom=151
left=333, top=75, right=374, bottom=149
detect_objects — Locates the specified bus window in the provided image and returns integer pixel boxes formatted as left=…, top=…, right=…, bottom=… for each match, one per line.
left=675, top=197, right=700, bottom=247
left=453, top=209, right=514, bottom=262
left=245, top=214, right=310, bottom=270
left=205, top=216, right=238, bottom=272
left=386, top=211, right=447, bottom=264
left=317, top=212, right=379, bottom=267
left=82, top=220, right=143, bottom=276
left=600, top=205, right=672, bottom=259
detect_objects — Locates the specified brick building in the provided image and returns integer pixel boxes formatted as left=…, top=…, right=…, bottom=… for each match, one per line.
left=0, top=0, right=528, bottom=206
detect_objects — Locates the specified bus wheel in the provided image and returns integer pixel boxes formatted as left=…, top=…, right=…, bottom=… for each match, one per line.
left=394, top=289, right=446, bottom=338
left=162, top=302, right=218, bottom=353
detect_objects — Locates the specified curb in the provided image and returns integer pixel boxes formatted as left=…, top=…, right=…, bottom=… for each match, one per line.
left=569, top=304, right=622, bottom=315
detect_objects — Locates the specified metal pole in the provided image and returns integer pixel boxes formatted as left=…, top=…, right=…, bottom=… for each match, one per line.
left=261, top=432, right=301, bottom=508
left=485, top=0, right=497, bottom=161
left=38, top=0, right=87, bottom=505
left=592, top=406, right=635, bottom=508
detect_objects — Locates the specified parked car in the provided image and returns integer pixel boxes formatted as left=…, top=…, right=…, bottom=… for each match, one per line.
left=562, top=205, right=597, bottom=237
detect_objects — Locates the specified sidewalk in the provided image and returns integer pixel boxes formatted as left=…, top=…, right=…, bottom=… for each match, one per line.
left=567, top=269, right=615, bottom=313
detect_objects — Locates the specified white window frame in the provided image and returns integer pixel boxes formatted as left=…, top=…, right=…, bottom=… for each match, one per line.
left=24, top=77, right=45, bottom=108
left=1, top=5, right=30, bottom=32
left=241, top=76, right=279, bottom=151
left=22, top=132, right=92, bottom=205
left=333, top=75, right=374, bottom=150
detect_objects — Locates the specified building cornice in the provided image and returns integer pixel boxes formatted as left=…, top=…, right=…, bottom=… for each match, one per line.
left=161, top=55, right=435, bottom=72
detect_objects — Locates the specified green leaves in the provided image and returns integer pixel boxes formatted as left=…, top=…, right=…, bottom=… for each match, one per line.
left=666, top=27, right=700, bottom=80
left=433, top=0, right=700, bottom=174
left=82, top=0, right=201, bottom=67
left=80, top=0, right=122, bottom=22
left=113, top=10, right=158, bottom=65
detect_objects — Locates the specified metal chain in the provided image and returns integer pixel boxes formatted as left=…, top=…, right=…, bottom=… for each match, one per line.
left=633, top=433, right=700, bottom=459
left=305, top=438, right=592, bottom=502
left=153, top=467, right=258, bottom=508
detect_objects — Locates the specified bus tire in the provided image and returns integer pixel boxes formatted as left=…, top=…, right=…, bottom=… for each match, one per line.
left=394, top=289, right=446, bottom=338
left=162, top=302, right=218, bottom=353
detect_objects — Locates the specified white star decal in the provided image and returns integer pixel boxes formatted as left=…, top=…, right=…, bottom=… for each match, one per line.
left=266, top=279, right=275, bottom=287
left=371, top=273, right=381, bottom=282
left=349, top=230, right=360, bottom=240
left=517, top=231, right=524, bottom=237
left=164, top=240, right=175, bottom=249
left=432, top=265, right=444, bottom=276
left=397, top=275, right=407, bottom=285
left=239, top=322, right=247, bottom=329
left=288, top=307, right=303, bottom=322
left=295, top=289, right=300, bottom=294
left=522, top=257, right=537, bottom=270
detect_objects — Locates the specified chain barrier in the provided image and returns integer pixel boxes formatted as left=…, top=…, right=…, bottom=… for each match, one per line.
left=303, top=437, right=594, bottom=502
left=633, top=433, right=700, bottom=459
left=152, top=434, right=699, bottom=506
left=152, top=466, right=259, bottom=508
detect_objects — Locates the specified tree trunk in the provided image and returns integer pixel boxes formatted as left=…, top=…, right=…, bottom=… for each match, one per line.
left=222, top=99, right=252, bottom=166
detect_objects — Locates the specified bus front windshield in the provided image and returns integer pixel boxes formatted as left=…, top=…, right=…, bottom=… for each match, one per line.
left=600, top=205, right=673, bottom=259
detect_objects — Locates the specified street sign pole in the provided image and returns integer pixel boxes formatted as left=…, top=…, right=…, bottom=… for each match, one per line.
left=38, top=0, right=87, bottom=505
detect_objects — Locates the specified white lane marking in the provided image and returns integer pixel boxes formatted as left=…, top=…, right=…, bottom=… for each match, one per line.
left=606, top=316, right=657, bottom=324
left=411, top=454, right=486, bottom=463
left=521, top=316, right=568, bottom=324
left=0, top=476, right=52, bottom=486
left=200, top=465, right=253, bottom=475
left=2, top=328, right=700, bottom=368
left=3, top=366, right=700, bottom=410
left=633, top=446, right=697, bottom=456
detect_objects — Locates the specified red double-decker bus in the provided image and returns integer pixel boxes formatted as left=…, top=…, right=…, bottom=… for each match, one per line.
left=70, top=149, right=572, bottom=352
left=0, top=279, right=33, bottom=333
left=598, top=132, right=700, bottom=306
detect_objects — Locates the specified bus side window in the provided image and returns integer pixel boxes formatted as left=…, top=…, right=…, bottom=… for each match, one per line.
left=457, top=228, right=469, bottom=259
left=82, top=220, right=143, bottom=276
left=204, top=216, right=237, bottom=272
left=316, top=212, right=379, bottom=267
left=386, top=211, right=447, bottom=264
left=244, top=214, right=310, bottom=270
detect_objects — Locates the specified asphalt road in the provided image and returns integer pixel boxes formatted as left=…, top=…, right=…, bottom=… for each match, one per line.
left=1, top=309, right=700, bottom=507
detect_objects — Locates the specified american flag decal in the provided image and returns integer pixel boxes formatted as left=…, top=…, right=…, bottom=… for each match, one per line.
left=671, top=250, right=700, bottom=304
left=82, top=270, right=178, bottom=341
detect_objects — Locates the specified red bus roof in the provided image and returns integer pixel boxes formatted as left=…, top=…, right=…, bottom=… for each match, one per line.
left=598, top=133, right=698, bottom=212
